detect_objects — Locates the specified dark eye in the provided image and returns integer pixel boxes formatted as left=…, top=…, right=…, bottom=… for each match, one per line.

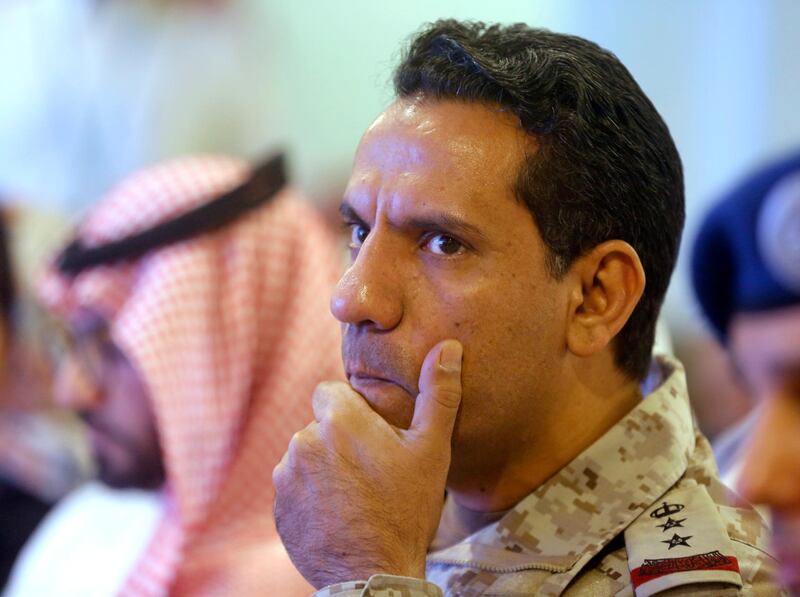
left=424, top=233, right=465, bottom=256
left=348, top=224, right=369, bottom=249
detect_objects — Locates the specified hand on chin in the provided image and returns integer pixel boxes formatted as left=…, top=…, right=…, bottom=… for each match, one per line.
left=273, top=340, right=464, bottom=588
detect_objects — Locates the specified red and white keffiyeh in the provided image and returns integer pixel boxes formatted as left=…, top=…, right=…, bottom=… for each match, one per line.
left=39, top=155, right=343, bottom=596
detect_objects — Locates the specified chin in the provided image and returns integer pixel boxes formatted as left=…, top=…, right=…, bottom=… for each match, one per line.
left=98, top=468, right=165, bottom=491
left=96, top=458, right=134, bottom=490
left=349, top=376, right=415, bottom=429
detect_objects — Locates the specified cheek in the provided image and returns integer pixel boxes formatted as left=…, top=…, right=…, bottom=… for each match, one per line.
left=440, top=271, right=561, bottom=345
left=113, top=370, right=159, bottom=448
left=401, top=257, right=564, bottom=431
left=426, top=275, right=564, bottom=396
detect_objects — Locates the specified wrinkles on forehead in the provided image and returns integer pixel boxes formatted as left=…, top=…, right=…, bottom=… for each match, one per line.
left=344, top=97, right=536, bottom=251
left=358, top=96, right=531, bottom=183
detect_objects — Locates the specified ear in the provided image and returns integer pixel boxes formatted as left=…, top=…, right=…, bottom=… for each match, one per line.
left=565, top=240, right=646, bottom=358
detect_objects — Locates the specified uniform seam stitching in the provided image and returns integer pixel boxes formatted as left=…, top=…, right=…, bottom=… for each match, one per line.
left=729, top=536, right=779, bottom=562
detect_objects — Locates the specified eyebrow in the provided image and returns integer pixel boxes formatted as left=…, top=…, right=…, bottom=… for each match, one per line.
left=338, top=200, right=487, bottom=242
left=339, top=202, right=366, bottom=225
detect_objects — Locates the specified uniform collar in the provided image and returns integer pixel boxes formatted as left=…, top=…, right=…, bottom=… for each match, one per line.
left=428, top=355, right=696, bottom=578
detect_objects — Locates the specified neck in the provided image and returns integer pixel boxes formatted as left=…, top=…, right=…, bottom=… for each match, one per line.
left=448, top=361, right=642, bottom=512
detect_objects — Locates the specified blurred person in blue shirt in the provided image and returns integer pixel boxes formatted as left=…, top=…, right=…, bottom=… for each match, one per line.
left=692, top=149, right=800, bottom=594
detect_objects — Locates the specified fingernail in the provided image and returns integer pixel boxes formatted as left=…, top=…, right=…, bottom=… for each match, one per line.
left=439, top=340, right=463, bottom=371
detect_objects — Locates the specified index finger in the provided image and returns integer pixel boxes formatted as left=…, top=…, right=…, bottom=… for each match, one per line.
left=312, top=380, right=393, bottom=431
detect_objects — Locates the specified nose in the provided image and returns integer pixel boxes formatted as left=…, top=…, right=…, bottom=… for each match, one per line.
left=53, top=352, right=102, bottom=411
left=330, top=236, right=403, bottom=331
left=736, top=390, right=800, bottom=510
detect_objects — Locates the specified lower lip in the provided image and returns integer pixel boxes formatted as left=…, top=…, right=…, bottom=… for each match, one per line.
left=349, top=375, right=415, bottom=427
left=349, top=375, right=402, bottom=392
left=348, top=375, right=415, bottom=404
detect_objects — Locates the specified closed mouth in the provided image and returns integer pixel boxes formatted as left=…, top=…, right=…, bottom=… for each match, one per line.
left=349, top=373, right=396, bottom=384
left=345, top=359, right=413, bottom=389
left=347, top=370, right=414, bottom=398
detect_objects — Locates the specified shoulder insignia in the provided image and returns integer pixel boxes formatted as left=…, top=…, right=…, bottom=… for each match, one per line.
left=624, top=485, right=742, bottom=597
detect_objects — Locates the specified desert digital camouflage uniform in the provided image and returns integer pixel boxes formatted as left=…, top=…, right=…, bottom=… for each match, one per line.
left=314, top=356, right=785, bottom=596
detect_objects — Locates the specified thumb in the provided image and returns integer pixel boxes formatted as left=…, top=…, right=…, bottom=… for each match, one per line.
left=410, top=339, right=463, bottom=439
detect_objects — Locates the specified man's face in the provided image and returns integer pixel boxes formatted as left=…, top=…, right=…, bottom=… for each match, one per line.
left=732, top=304, right=800, bottom=592
left=54, top=309, right=165, bottom=490
left=332, top=97, right=573, bottom=488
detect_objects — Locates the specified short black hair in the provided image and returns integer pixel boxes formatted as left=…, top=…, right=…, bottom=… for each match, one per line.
left=394, top=20, right=685, bottom=380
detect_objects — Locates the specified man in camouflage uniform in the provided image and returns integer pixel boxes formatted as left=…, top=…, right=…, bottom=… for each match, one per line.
left=273, top=20, right=785, bottom=596
left=692, top=150, right=800, bottom=595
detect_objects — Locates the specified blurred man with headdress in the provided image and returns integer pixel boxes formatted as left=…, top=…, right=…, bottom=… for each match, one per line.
left=692, top=149, right=800, bottom=595
left=5, top=154, right=342, bottom=596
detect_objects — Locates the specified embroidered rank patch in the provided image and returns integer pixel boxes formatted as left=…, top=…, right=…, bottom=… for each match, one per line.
left=624, top=485, right=742, bottom=597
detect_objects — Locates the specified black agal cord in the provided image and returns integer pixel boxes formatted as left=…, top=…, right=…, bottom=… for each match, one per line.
left=57, top=154, right=287, bottom=276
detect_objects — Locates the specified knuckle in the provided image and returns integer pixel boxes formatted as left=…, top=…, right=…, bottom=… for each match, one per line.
left=312, top=382, right=336, bottom=408
left=313, top=381, right=353, bottom=418
left=432, top=387, right=462, bottom=410
left=318, top=413, right=350, bottom=450
left=272, top=498, right=290, bottom=534
left=289, top=429, right=305, bottom=449
left=312, top=382, right=329, bottom=402
left=316, top=380, right=340, bottom=393
left=435, top=362, right=462, bottom=382
left=313, top=380, right=345, bottom=401
left=321, top=407, right=346, bottom=430
left=289, top=427, right=315, bottom=457
left=272, top=459, right=288, bottom=487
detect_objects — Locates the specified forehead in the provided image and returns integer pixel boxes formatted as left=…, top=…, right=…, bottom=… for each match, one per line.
left=346, top=97, right=532, bottom=214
